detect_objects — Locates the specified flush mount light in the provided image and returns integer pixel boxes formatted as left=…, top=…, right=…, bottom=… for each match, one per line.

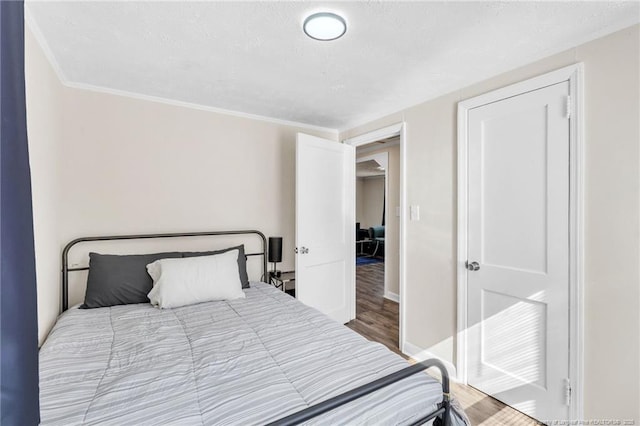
left=303, top=12, right=347, bottom=41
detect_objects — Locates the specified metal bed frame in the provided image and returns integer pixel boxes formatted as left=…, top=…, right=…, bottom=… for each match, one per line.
left=61, top=230, right=451, bottom=426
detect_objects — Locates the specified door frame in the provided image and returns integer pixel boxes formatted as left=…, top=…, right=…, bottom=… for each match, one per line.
left=344, top=122, right=407, bottom=350
left=456, top=64, right=584, bottom=420
left=355, top=152, right=391, bottom=299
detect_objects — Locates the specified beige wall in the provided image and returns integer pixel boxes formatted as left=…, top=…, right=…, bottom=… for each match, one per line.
left=341, top=25, right=640, bottom=421
left=25, top=28, right=65, bottom=348
left=25, top=27, right=337, bottom=344
left=360, top=176, right=384, bottom=229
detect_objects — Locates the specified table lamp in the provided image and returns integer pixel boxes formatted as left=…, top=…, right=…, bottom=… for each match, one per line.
left=268, top=237, right=283, bottom=278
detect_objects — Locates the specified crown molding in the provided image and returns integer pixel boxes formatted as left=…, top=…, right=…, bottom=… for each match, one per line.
left=63, top=81, right=339, bottom=134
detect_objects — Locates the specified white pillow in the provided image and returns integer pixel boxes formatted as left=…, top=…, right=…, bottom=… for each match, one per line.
left=146, top=249, right=245, bottom=308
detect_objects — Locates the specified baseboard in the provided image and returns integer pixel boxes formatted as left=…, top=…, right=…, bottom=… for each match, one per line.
left=383, top=291, right=399, bottom=303
left=402, top=341, right=458, bottom=381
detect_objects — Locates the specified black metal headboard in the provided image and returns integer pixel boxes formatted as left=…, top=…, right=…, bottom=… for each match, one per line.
left=61, top=230, right=267, bottom=312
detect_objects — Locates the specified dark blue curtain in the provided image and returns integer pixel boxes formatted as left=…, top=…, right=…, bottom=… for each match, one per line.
left=0, top=1, right=40, bottom=424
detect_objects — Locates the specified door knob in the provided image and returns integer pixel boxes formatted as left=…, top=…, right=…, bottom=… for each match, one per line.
left=465, top=261, right=480, bottom=271
left=296, top=247, right=309, bottom=254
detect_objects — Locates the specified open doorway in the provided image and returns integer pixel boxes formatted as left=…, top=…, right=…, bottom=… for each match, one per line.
left=346, top=133, right=402, bottom=356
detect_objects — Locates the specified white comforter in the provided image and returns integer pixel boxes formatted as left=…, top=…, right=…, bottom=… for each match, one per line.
left=40, top=282, right=442, bottom=425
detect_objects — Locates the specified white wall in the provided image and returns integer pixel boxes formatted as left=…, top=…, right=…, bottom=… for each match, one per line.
left=25, top=26, right=337, bottom=344
left=341, top=24, right=640, bottom=422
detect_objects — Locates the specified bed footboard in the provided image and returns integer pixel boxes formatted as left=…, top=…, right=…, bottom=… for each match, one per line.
left=267, top=358, right=451, bottom=426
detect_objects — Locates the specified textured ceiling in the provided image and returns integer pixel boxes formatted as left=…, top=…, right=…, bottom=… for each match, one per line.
left=26, top=1, right=639, bottom=131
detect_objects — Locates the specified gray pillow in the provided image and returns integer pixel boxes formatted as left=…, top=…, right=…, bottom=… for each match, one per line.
left=82, top=251, right=182, bottom=309
left=181, top=244, right=250, bottom=288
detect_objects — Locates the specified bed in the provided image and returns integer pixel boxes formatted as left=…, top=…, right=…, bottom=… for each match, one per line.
left=39, top=230, right=462, bottom=425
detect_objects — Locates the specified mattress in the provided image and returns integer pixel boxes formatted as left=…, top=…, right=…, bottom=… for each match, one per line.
left=39, top=282, right=443, bottom=425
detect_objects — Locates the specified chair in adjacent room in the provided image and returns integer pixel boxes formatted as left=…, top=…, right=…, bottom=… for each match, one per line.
left=368, top=226, right=385, bottom=257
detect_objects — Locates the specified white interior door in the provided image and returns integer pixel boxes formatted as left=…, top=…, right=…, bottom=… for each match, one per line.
left=465, top=81, right=570, bottom=421
left=296, top=133, right=355, bottom=324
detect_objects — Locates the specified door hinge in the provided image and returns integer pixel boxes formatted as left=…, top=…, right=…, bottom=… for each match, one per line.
left=564, top=378, right=572, bottom=406
left=566, top=95, right=572, bottom=119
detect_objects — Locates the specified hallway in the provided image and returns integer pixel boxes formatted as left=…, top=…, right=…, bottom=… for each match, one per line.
left=346, top=262, right=401, bottom=355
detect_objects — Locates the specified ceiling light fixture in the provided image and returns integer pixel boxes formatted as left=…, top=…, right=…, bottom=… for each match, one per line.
left=303, top=12, right=347, bottom=41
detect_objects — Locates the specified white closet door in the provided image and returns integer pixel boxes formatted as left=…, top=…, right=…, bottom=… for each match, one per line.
left=466, top=81, right=570, bottom=421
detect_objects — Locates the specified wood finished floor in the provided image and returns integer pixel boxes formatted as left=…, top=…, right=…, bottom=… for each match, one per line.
left=346, top=261, right=542, bottom=426
left=346, top=260, right=402, bottom=356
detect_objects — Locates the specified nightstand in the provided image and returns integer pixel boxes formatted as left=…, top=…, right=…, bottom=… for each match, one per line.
left=270, top=270, right=295, bottom=294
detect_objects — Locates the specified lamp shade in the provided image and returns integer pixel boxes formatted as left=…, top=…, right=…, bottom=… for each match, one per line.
left=268, top=237, right=283, bottom=263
